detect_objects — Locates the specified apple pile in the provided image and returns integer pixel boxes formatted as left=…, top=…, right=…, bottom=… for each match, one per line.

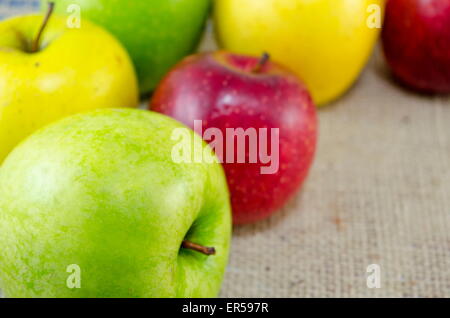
left=0, top=1, right=231, bottom=298
left=0, top=0, right=448, bottom=299
left=50, top=0, right=211, bottom=94
left=0, top=4, right=139, bottom=163
left=214, top=0, right=385, bottom=105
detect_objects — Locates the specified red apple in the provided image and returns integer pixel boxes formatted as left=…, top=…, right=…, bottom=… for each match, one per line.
left=382, top=0, right=450, bottom=93
left=150, top=51, right=317, bottom=224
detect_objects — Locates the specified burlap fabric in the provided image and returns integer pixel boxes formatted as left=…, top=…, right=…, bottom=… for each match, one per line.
left=1, top=2, right=449, bottom=298
left=204, top=22, right=450, bottom=298
left=220, top=49, right=450, bottom=297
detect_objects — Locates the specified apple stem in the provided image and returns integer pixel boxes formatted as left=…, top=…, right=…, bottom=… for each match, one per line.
left=182, top=240, right=216, bottom=256
left=252, top=52, right=270, bottom=73
left=31, top=1, right=55, bottom=53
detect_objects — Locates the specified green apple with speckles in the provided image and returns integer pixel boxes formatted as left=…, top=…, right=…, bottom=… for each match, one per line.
left=45, top=0, right=211, bottom=94
left=0, top=109, right=231, bottom=298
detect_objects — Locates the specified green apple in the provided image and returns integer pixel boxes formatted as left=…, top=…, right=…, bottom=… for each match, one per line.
left=0, top=109, right=231, bottom=298
left=46, top=0, right=211, bottom=94
left=0, top=11, right=139, bottom=165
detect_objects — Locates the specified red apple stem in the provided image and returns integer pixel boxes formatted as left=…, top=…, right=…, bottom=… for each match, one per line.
left=31, top=1, right=55, bottom=53
left=252, top=52, right=270, bottom=73
left=182, top=240, right=216, bottom=256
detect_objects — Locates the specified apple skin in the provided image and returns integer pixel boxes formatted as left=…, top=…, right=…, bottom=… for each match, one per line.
left=48, top=0, right=211, bottom=94
left=0, top=14, right=139, bottom=165
left=0, top=109, right=231, bottom=298
left=382, top=0, right=450, bottom=93
left=214, top=0, right=385, bottom=106
left=151, top=51, right=317, bottom=224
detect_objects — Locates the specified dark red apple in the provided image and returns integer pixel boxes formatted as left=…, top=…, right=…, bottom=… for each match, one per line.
left=150, top=51, right=317, bottom=224
left=382, top=0, right=450, bottom=93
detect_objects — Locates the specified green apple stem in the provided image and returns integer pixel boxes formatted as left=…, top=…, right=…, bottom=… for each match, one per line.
left=31, top=1, right=55, bottom=53
left=182, top=240, right=216, bottom=256
left=252, top=52, right=270, bottom=73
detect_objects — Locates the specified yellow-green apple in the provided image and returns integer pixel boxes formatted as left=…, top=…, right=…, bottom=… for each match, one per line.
left=382, top=0, right=450, bottom=93
left=151, top=51, right=317, bottom=224
left=214, top=0, right=385, bottom=105
left=0, top=9, right=139, bottom=164
left=48, top=0, right=211, bottom=94
left=0, top=109, right=231, bottom=298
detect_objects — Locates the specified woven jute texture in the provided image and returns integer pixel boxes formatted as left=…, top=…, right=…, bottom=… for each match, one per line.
left=218, top=50, right=450, bottom=298
left=200, top=26, right=450, bottom=298
left=1, top=3, right=450, bottom=298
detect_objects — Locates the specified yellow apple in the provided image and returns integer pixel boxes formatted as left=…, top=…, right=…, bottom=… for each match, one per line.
left=0, top=14, right=139, bottom=163
left=214, top=0, right=385, bottom=105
